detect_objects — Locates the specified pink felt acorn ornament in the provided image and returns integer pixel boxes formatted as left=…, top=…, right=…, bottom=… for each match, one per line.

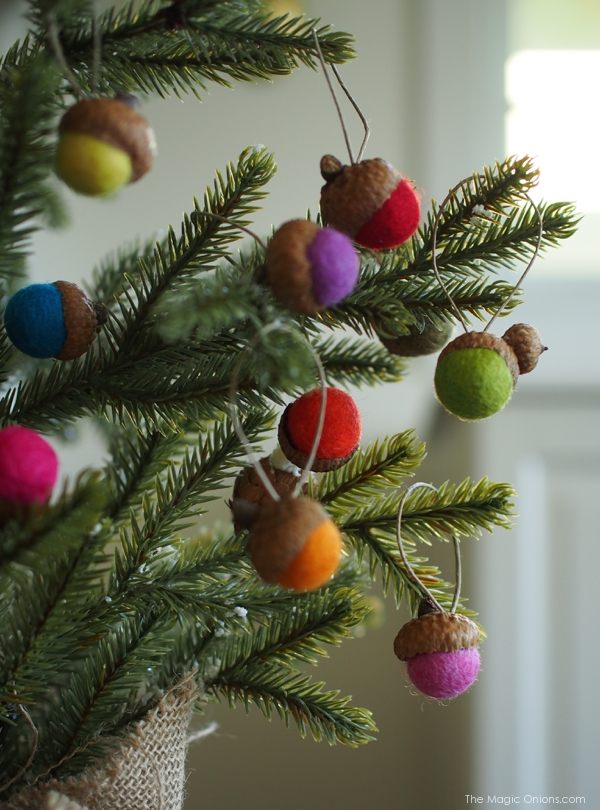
left=392, top=483, right=481, bottom=700
left=0, top=426, right=59, bottom=520
left=312, top=31, right=420, bottom=251
left=229, top=323, right=343, bottom=592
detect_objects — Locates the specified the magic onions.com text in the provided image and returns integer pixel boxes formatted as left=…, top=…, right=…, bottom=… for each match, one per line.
left=465, top=797, right=586, bottom=805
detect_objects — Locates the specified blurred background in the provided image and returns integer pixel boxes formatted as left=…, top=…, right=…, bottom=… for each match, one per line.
left=1, top=0, right=599, bottom=807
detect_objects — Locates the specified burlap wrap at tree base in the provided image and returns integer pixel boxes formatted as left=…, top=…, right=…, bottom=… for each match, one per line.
left=5, top=678, right=198, bottom=810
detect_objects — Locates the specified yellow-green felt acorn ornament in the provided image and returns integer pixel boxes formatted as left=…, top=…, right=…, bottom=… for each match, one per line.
left=55, top=95, right=157, bottom=196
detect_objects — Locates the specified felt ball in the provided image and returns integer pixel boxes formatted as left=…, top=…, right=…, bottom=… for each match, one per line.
left=379, top=319, right=454, bottom=357
left=406, top=648, right=481, bottom=700
left=56, top=97, right=156, bottom=197
left=266, top=219, right=359, bottom=314
left=278, top=387, right=362, bottom=472
left=435, top=347, right=514, bottom=421
left=4, top=282, right=106, bottom=361
left=0, top=426, right=58, bottom=504
left=247, top=496, right=342, bottom=591
left=320, top=156, right=421, bottom=250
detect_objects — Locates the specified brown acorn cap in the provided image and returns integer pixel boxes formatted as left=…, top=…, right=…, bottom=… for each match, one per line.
left=379, top=319, right=454, bottom=357
left=266, top=219, right=321, bottom=314
left=320, top=157, right=401, bottom=238
left=501, top=323, right=547, bottom=375
left=393, top=612, right=480, bottom=661
left=247, top=496, right=326, bottom=584
left=438, top=330, right=520, bottom=387
left=278, top=402, right=359, bottom=472
left=53, top=281, right=105, bottom=360
left=59, top=98, right=157, bottom=183
left=231, top=457, right=306, bottom=531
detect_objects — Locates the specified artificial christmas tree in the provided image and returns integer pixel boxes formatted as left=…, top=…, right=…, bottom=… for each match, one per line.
left=0, top=1, right=578, bottom=807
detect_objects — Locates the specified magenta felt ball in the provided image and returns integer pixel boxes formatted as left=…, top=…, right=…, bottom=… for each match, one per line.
left=406, top=648, right=481, bottom=699
left=306, top=227, right=359, bottom=306
left=0, top=426, right=59, bottom=504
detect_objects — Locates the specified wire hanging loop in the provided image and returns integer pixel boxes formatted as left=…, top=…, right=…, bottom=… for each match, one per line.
left=431, top=183, right=544, bottom=336
left=228, top=322, right=328, bottom=501
left=312, top=30, right=354, bottom=165
left=450, top=535, right=462, bottom=614
left=396, top=482, right=445, bottom=612
left=484, top=193, right=543, bottom=332
left=46, top=13, right=89, bottom=100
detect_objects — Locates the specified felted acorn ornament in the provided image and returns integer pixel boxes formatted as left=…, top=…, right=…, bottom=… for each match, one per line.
left=266, top=219, right=359, bottom=314
left=4, top=281, right=107, bottom=360
left=379, top=318, right=454, bottom=357
left=319, top=155, right=421, bottom=251
left=434, top=324, right=547, bottom=421
left=247, top=495, right=342, bottom=592
left=55, top=96, right=157, bottom=197
left=394, top=600, right=481, bottom=700
left=278, top=387, right=362, bottom=472
left=0, top=426, right=58, bottom=519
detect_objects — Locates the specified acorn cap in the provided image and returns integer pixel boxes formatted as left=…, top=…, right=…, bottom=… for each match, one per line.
left=379, top=319, right=454, bottom=357
left=278, top=401, right=359, bottom=472
left=59, top=98, right=156, bottom=183
left=247, top=496, right=327, bottom=583
left=52, top=281, right=106, bottom=360
left=233, top=457, right=302, bottom=507
left=501, top=323, right=547, bottom=375
left=320, top=157, right=401, bottom=238
left=393, top=612, right=480, bottom=661
left=266, top=219, right=321, bottom=314
left=438, top=330, right=520, bottom=386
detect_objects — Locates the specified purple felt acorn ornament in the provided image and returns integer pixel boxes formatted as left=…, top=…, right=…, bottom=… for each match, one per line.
left=266, top=219, right=359, bottom=314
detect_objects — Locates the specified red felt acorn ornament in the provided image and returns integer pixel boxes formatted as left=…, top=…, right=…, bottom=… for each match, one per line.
left=393, top=484, right=481, bottom=700
left=278, top=386, right=362, bottom=472
left=431, top=182, right=547, bottom=420
left=312, top=31, right=420, bottom=251
left=229, top=323, right=344, bottom=592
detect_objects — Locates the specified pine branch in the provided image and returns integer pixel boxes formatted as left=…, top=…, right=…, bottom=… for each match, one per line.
left=0, top=49, right=62, bottom=284
left=315, top=334, right=407, bottom=388
left=51, top=2, right=355, bottom=98
left=317, top=431, right=426, bottom=507
left=0, top=148, right=277, bottom=431
left=206, top=586, right=375, bottom=746
left=337, top=477, right=515, bottom=609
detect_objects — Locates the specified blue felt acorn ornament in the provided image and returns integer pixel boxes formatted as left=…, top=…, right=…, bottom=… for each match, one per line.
left=4, top=281, right=107, bottom=361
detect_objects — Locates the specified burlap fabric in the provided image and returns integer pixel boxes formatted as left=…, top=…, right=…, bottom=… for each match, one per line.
left=5, top=677, right=198, bottom=810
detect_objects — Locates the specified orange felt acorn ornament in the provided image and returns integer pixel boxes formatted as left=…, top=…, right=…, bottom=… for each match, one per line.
left=229, top=324, right=345, bottom=592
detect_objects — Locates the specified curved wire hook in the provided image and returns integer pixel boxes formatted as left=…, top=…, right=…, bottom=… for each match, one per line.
left=396, top=482, right=444, bottom=612
left=431, top=183, right=544, bottom=336
left=229, top=321, right=328, bottom=501
left=397, top=485, right=465, bottom=615
left=484, top=193, right=543, bottom=332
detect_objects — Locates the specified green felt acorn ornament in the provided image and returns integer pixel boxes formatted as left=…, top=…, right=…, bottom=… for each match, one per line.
left=431, top=180, right=546, bottom=421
